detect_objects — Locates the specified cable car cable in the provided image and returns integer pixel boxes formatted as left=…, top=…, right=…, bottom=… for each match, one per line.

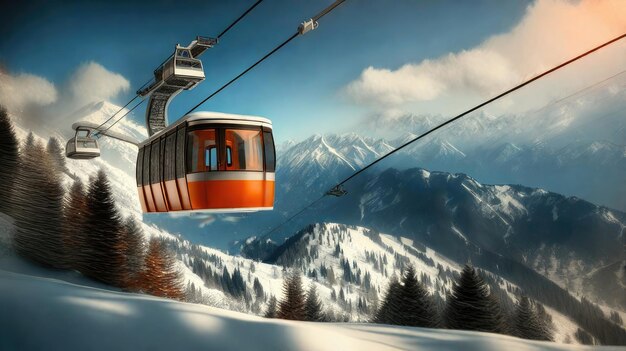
left=218, top=0, right=264, bottom=39
left=89, top=0, right=267, bottom=137
left=256, top=32, right=626, bottom=241
left=95, top=99, right=146, bottom=138
left=183, top=0, right=347, bottom=115
left=183, top=32, right=299, bottom=116
left=91, top=95, right=140, bottom=137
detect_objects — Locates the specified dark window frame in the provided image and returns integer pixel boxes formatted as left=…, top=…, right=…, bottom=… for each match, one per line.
left=136, top=147, right=144, bottom=186
left=142, top=144, right=151, bottom=186
left=150, top=140, right=161, bottom=184
left=176, top=125, right=187, bottom=179
left=164, top=131, right=177, bottom=181
left=262, top=128, right=276, bottom=172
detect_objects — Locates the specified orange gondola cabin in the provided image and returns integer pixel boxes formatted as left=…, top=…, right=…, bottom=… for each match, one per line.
left=136, top=111, right=275, bottom=213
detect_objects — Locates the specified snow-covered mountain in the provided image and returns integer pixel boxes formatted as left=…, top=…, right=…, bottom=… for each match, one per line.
left=360, top=80, right=626, bottom=212
left=277, top=166, right=626, bottom=309
left=251, top=126, right=626, bottom=311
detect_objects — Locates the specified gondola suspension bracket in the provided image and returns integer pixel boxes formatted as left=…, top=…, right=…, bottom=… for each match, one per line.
left=326, top=185, right=347, bottom=197
left=298, top=19, right=318, bottom=35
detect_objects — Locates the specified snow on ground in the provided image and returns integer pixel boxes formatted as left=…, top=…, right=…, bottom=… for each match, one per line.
left=2, top=270, right=621, bottom=351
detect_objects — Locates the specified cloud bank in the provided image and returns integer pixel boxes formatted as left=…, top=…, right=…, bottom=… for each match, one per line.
left=0, top=62, right=130, bottom=129
left=0, top=71, right=58, bottom=114
left=66, top=62, right=130, bottom=108
left=345, top=0, right=626, bottom=111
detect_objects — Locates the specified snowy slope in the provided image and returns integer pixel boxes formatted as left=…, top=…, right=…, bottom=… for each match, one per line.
left=173, top=222, right=589, bottom=344
left=2, top=270, right=621, bottom=351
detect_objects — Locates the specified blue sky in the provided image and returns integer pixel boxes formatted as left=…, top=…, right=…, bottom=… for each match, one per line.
left=1, top=0, right=533, bottom=143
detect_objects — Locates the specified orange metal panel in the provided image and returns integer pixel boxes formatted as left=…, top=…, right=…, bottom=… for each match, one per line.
left=151, top=183, right=168, bottom=212
left=187, top=180, right=275, bottom=209
left=264, top=181, right=275, bottom=207
left=164, top=180, right=182, bottom=211
left=143, top=185, right=156, bottom=212
left=177, top=178, right=192, bottom=210
left=137, top=187, right=148, bottom=213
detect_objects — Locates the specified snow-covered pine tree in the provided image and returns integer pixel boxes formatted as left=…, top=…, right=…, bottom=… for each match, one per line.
left=373, top=274, right=403, bottom=325
left=398, top=264, right=440, bottom=328
left=0, top=106, right=19, bottom=216
left=121, top=216, right=146, bottom=290
left=444, top=264, right=502, bottom=333
left=513, top=296, right=553, bottom=341
left=80, top=170, right=127, bottom=286
left=488, top=291, right=510, bottom=335
left=63, top=179, right=88, bottom=268
left=265, top=295, right=278, bottom=318
left=277, top=270, right=306, bottom=320
left=304, top=284, right=325, bottom=322
left=139, top=238, right=185, bottom=300
left=13, top=140, right=67, bottom=268
left=46, top=137, right=67, bottom=175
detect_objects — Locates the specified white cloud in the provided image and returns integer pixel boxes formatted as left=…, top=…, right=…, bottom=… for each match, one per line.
left=67, top=62, right=130, bottom=105
left=345, top=0, right=626, bottom=112
left=0, top=70, right=58, bottom=114
left=0, top=62, right=129, bottom=119
left=0, top=62, right=132, bottom=133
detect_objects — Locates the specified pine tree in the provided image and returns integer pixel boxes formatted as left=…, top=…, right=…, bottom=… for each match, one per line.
left=139, top=238, right=185, bottom=300
left=80, top=170, right=127, bottom=286
left=63, top=179, right=88, bottom=268
left=513, top=296, right=553, bottom=341
left=13, top=140, right=67, bottom=268
left=253, top=277, right=265, bottom=299
left=277, top=270, right=306, bottom=320
left=304, top=284, right=325, bottom=322
left=265, top=296, right=278, bottom=318
left=373, top=274, right=403, bottom=324
left=488, top=291, right=510, bottom=335
left=444, top=264, right=502, bottom=333
left=120, top=216, right=146, bottom=290
left=534, top=301, right=555, bottom=341
left=46, top=137, right=66, bottom=175
left=398, top=264, right=440, bottom=328
left=0, top=105, right=19, bottom=216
